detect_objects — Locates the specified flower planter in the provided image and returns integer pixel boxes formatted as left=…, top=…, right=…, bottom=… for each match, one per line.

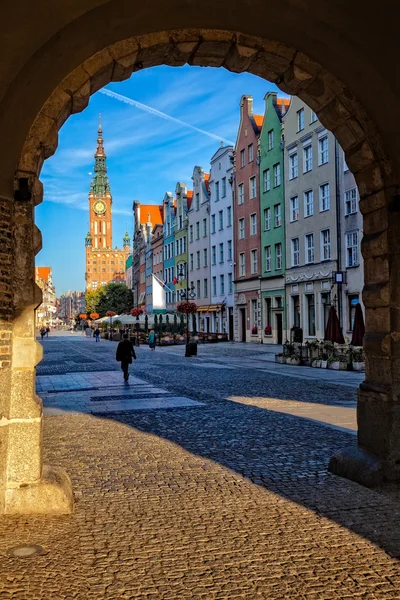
left=329, top=361, right=340, bottom=370
left=311, top=359, right=321, bottom=368
left=321, top=360, right=328, bottom=369
left=353, top=361, right=365, bottom=371
left=287, top=357, right=300, bottom=366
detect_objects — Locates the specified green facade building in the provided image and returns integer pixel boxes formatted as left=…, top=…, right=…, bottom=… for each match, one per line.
left=259, top=93, right=288, bottom=344
left=174, top=182, right=192, bottom=302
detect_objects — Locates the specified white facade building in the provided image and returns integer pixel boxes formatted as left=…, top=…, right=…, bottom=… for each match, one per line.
left=209, top=144, right=234, bottom=338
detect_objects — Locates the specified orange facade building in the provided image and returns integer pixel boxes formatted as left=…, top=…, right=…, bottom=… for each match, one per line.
left=85, top=121, right=130, bottom=289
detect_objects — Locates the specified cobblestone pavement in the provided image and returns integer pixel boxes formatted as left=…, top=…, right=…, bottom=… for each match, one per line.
left=1, top=333, right=400, bottom=599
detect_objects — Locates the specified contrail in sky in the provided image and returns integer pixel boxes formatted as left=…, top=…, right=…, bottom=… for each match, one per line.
left=99, top=88, right=234, bottom=145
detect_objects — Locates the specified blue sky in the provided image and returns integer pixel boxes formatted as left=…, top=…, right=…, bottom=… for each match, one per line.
left=37, top=65, right=282, bottom=294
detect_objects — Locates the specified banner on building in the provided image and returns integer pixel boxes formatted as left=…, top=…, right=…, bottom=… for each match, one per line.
left=152, top=274, right=167, bottom=314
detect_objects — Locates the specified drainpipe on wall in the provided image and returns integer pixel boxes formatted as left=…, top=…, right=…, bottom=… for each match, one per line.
left=335, top=139, right=343, bottom=329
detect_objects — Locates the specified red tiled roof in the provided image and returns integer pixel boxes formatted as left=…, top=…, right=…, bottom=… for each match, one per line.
left=276, top=97, right=291, bottom=115
left=36, top=267, right=51, bottom=282
left=187, top=190, right=193, bottom=209
left=204, top=174, right=210, bottom=181
left=253, top=114, right=264, bottom=129
left=139, top=205, right=163, bottom=226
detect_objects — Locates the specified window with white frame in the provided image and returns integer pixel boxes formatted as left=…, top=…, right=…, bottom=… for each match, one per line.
left=219, top=243, right=224, bottom=263
left=179, top=215, right=183, bottom=229
left=273, top=163, right=281, bottom=187
left=345, top=188, right=357, bottom=215
left=212, top=245, right=216, bottom=265
left=274, top=204, right=282, bottom=227
left=196, top=221, right=200, bottom=240
left=250, top=213, right=257, bottom=235
left=251, top=299, right=258, bottom=330
left=297, top=108, right=305, bottom=131
left=304, top=190, right=314, bottom=217
left=203, top=248, right=208, bottom=267
left=189, top=224, right=193, bottom=243
left=222, top=177, right=226, bottom=197
left=250, top=176, right=257, bottom=199
left=251, top=249, right=258, bottom=274
left=248, top=144, right=254, bottom=162
left=220, top=274, right=225, bottom=295
left=275, top=243, right=282, bottom=270
left=290, top=196, right=299, bottom=222
left=212, top=276, right=217, bottom=295
left=321, top=229, right=331, bottom=261
left=219, top=210, right=223, bottom=230
left=215, top=181, right=220, bottom=201
left=305, top=233, right=314, bottom=263
left=240, top=149, right=245, bottom=167
left=226, top=206, right=232, bottom=226
left=196, top=250, right=201, bottom=269
left=189, top=253, right=194, bottom=270
left=319, top=183, right=330, bottom=211
left=303, top=144, right=312, bottom=172
left=239, top=218, right=245, bottom=239
left=238, top=183, right=244, bottom=204
left=263, top=169, right=270, bottom=193
left=211, top=214, right=216, bottom=233
left=264, top=208, right=271, bottom=231
left=183, top=236, right=187, bottom=253
left=204, top=278, right=208, bottom=297
left=239, top=253, right=245, bottom=276
left=289, top=152, right=298, bottom=179
left=346, top=231, right=359, bottom=267
left=203, top=218, right=207, bottom=237
left=227, top=239, right=232, bottom=261
left=265, top=246, right=271, bottom=272
left=318, top=136, right=328, bottom=165
left=268, top=129, right=274, bottom=150
left=228, top=272, right=233, bottom=294
left=291, top=238, right=300, bottom=267
left=196, top=280, right=201, bottom=299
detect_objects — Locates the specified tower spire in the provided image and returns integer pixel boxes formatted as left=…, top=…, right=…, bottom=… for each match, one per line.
left=90, top=117, right=110, bottom=196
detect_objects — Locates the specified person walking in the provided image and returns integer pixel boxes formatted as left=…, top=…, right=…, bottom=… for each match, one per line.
left=148, top=329, right=156, bottom=351
left=46, top=326, right=50, bottom=337
left=116, top=333, right=136, bottom=382
left=40, top=327, right=46, bottom=340
left=94, top=327, right=100, bottom=342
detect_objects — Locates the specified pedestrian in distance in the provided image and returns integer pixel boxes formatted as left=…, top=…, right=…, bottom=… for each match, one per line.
left=40, top=327, right=46, bottom=340
left=94, top=327, right=100, bottom=342
left=116, top=333, right=136, bottom=382
left=148, top=329, right=156, bottom=351
left=46, top=326, right=50, bottom=337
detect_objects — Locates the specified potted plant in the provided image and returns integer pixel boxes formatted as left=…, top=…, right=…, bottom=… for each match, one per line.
left=275, top=353, right=285, bottom=364
left=264, top=324, right=272, bottom=336
left=328, top=355, right=340, bottom=370
left=321, top=352, right=328, bottom=369
left=251, top=325, right=258, bottom=335
left=352, top=347, right=365, bottom=371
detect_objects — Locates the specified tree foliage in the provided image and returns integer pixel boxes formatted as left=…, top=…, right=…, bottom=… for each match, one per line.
left=86, top=283, right=133, bottom=317
left=85, top=287, right=104, bottom=314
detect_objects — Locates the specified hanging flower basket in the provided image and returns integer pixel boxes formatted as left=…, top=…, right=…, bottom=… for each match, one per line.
left=130, top=308, right=144, bottom=318
left=264, top=325, right=272, bottom=335
left=79, top=313, right=87, bottom=320
left=89, top=312, right=99, bottom=320
left=177, top=301, right=197, bottom=314
left=106, top=311, right=116, bottom=317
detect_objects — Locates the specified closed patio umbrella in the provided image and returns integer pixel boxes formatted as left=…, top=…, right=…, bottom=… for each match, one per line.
left=324, top=305, right=345, bottom=344
left=351, top=303, right=365, bottom=346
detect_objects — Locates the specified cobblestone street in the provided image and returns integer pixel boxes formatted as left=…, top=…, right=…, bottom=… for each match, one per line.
left=1, top=333, right=400, bottom=599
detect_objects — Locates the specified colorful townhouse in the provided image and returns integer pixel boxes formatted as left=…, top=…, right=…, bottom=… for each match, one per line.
left=174, top=182, right=192, bottom=304
left=162, top=192, right=176, bottom=312
left=259, top=93, right=289, bottom=344
left=233, top=95, right=263, bottom=343
left=209, top=143, right=235, bottom=339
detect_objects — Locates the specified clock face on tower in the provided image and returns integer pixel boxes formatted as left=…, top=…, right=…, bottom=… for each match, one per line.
left=93, top=200, right=106, bottom=215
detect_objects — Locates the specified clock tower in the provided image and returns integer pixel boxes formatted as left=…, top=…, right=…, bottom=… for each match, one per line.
left=85, top=118, right=131, bottom=289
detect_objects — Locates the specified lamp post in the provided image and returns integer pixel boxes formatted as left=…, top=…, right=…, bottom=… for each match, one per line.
left=176, top=261, right=196, bottom=357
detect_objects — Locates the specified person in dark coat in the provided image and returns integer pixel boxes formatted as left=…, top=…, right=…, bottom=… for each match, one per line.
left=116, top=333, right=136, bottom=381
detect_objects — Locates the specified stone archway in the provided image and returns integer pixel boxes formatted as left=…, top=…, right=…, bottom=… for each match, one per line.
left=2, top=28, right=399, bottom=514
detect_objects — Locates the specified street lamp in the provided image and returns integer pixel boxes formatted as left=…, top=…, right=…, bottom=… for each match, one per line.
left=176, top=261, right=196, bottom=356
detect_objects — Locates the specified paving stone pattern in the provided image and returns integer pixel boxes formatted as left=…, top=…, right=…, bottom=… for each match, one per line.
left=0, top=334, right=399, bottom=599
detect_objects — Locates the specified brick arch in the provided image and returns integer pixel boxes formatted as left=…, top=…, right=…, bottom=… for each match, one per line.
left=6, top=29, right=400, bottom=515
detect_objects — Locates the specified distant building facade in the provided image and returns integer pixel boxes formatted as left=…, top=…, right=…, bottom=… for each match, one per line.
left=174, top=182, right=192, bottom=304
left=162, top=192, right=176, bottom=312
left=35, top=267, right=57, bottom=327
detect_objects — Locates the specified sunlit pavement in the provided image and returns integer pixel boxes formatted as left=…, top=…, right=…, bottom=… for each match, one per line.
left=0, top=334, right=399, bottom=599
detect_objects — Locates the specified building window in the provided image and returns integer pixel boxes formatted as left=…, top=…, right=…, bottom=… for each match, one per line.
left=268, top=129, right=274, bottom=150
left=275, top=243, right=282, bottom=270
left=211, top=214, right=216, bottom=233
left=204, top=278, right=208, bottom=297
left=227, top=206, right=232, bottom=226
left=348, top=294, right=359, bottom=330
left=345, top=188, right=357, bottom=215
left=297, top=108, right=305, bottom=131
left=304, top=190, right=314, bottom=217
left=212, top=276, right=217, bottom=296
left=203, top=218, right=207, bottom=237
left=196, top=250, right=201, bottom=269
left=273, top=163, right=281, bottom=187
left=179, top=215, right=183, bottom=229
left=196, top=280, right=201, bottom=298
left=189, top=224, right=193, bottom=243
left=274, top=204, right=282, bottom=227
left=248, top=144, right=254, bottom=162
left=219, top=210, right=223, bottom=230
left=238, top=183, right=244, bottom=204
left=239, top=253, right=245, bottom=276
left=212, top=245, right=216, bottom=265
left=264, top=208, right=271, bottom=231
left=219, top=243, right=224, bottom=263
left=263, top=169, right=270, bottom=192
left=196, top=221, right=200, bottom=240
left=265, top=298, right=272, bottom=330
left=251, top=299, right=258, bottom=331
left=290, top=196, right=299, bottom=222
left=319, top=183, right=330, bottom=211
left=346, top=231, right=359, bottom=267
left=305, top=233, right=314, bottom=263
left=240, top=149, right=245, bottom=167
left=220, top=274, right=225, bottom=295
left=228, top=272, right=233, bottom=294
left=291, top=238, right=300, bottom=267
left=321, top=229, right=331, bottom=261
left=251, top=249, right=258, bottom=274
left=292, top=295, right=300, bottom=327
left=306, top=294, right=316, bottom=336
left=195, top=193, right=200, bottom=210
left=303, top=144, right=312, bottom=172
left=239, top=218, right=245, bottom=239
left=311, top=110, right=318, bottom=123
left=321, top=292, right=331, bottom=331
left=222, top=177, right=227, bottom=198
left=215, top=181, right=220, bottom=201
left=227, top=240, right=232, bottom=261
left=250, top=213, right=257, bottom=235
left=250, top=176, right=257, bottom=199
left=203, top=248, right=208, bottom=267
left=190, top=253, right=194, bottom=271
left=318, top=136, right=329, bottom=165
left=289, top=152, right=298, bottom=179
